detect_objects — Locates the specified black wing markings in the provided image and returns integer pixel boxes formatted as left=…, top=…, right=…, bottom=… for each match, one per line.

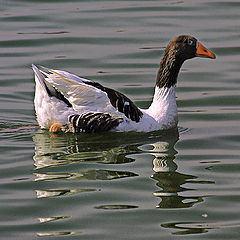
left=68, top=113, right=123, bottom=133
left=84, top=81, right=143, bottom=122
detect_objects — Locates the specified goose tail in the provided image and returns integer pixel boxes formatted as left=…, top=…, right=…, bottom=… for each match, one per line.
left=32, top=64, right=55, bottom=97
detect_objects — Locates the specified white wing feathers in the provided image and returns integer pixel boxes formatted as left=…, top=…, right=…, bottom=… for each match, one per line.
left=56, top=84, right=108, bottom=109
left=34, top=65, right=116, bottom=113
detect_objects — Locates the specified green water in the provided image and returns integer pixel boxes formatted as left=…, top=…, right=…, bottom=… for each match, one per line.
left=1, top=0, right=240, bottom=239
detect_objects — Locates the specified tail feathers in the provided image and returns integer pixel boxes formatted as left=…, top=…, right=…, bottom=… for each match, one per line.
left=32, top=64, right=72, bottom=107
left=32, top=64, right=54, bottom=96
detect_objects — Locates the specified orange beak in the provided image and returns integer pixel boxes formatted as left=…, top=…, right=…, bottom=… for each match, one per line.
left=196, top=42, right=216, bottom=59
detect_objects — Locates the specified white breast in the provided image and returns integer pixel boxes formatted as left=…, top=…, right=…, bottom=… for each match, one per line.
left=115, top=86, right=178, bottom=132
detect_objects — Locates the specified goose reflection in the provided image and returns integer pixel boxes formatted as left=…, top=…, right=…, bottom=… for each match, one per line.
left=33, top=130, right=140, bottom=170
left=32, top=128, right=215, bottom=237
left=139, top=128, right=213, bottom=209
left=32, top=128, right=213, bottom=208
left=32, top=130, right=141, bottom=199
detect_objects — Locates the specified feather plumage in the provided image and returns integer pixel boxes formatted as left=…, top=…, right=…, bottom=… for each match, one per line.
left=32, top=35, right=216, bottom=133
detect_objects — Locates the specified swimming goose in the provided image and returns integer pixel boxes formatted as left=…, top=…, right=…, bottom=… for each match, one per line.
left=32, top=35, right=216, bottom=133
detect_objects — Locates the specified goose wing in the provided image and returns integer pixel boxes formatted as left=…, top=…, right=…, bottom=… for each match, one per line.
left=33, top=65, right=143, bottom=122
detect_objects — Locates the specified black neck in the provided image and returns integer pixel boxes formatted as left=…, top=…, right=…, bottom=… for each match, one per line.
left=156, top=50, right=184, bottom=88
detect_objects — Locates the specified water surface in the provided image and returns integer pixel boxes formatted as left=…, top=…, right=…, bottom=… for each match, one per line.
left=1, top=0, right=240, bottom=239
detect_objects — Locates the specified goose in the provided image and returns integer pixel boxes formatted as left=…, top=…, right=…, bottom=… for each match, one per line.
left=32, top=35, right=216, bottom=133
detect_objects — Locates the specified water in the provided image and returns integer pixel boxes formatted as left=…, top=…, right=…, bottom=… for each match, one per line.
left=1, top=0, right=240, bottom=239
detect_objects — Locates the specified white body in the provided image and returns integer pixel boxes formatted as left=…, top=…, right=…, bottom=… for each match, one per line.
left=33, top=66, right=178, bottom=132
left=116, top=87, right=178, bottom=132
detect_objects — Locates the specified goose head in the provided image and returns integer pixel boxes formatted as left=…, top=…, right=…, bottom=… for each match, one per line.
left=157, top=35, right=216, bottom=88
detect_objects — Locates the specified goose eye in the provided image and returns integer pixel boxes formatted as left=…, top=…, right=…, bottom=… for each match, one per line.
left=186, top=39, right=194, bottom=46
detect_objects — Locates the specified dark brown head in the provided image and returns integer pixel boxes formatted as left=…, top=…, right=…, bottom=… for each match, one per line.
left=157, top=35, right=216, bottom=88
